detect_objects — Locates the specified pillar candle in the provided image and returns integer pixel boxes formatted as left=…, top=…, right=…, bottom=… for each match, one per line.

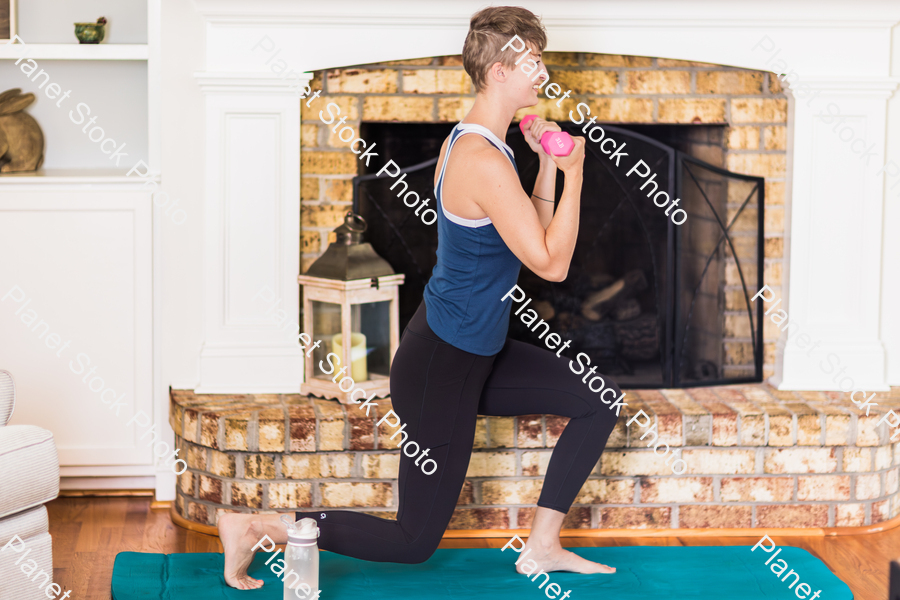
left=332, top=332, right=368, bottom=382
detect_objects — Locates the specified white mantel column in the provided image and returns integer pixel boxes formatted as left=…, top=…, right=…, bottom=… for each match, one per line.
left=773, top=78, right=899, bottom=392
left=194, top=73, right=307, bottom=393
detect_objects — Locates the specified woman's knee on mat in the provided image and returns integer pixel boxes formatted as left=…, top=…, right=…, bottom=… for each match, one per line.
left=396, top=530, right=443, bottom=564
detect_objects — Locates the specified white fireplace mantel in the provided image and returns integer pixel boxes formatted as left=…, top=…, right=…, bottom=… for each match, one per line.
left=186, top=0, right=900, bottom=392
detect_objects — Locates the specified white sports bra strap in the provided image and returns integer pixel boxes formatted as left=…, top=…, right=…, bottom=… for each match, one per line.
left=437, top=123, right=516, bottom=228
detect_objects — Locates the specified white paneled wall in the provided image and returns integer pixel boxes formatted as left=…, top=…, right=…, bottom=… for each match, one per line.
left=0, top=185, right=155, bottom=487
left=195, top=78, right=304, bottom=393
left=775, top=80, right=896, bottom=390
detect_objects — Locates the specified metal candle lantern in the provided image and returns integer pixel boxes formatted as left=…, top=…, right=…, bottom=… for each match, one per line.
left=298, top=211, right=405, bottom=404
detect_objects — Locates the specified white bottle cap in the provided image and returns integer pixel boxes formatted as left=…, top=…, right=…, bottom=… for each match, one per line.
left=288, top=517, right=319, bottom=546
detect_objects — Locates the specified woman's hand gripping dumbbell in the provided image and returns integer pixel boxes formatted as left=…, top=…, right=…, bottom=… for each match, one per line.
left=519, top=115, right=575, bottom=157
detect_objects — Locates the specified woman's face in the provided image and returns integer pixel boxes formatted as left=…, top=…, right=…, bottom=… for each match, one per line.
left=509, top=44, right=547, bottom=107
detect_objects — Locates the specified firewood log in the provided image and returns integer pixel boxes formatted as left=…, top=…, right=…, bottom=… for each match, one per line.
left=612, top=314, right=658, bottom=360
left=613, top=298, right=641, bottom=321
left=581, top=270, right=648, bottom=321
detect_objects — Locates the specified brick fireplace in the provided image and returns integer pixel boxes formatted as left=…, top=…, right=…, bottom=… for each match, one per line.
left=299, top=52, right=787, bottom=381
left=174, top=53, right=894, bottom=532
left=178, top=0, right=899, bottom=524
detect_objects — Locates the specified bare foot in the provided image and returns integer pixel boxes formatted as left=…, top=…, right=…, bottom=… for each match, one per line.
left=219, top=513, right=266, bottom=590
left=516, top=536, right=615, bottom=575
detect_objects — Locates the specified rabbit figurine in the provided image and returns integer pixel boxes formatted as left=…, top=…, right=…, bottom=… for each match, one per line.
left=0, top=88, right=45, bottom=173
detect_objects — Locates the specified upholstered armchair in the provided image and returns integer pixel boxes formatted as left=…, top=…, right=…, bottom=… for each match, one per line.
left=0, top=370, right=61, bottom=599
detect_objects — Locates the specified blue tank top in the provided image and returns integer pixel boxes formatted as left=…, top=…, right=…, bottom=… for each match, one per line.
left=423, top=123, right=522, bottom=356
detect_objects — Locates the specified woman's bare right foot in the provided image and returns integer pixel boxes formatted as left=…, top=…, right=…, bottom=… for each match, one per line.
left=516, top=536, right=615, bottom=575
left=219, top=513, right=266, bottom=590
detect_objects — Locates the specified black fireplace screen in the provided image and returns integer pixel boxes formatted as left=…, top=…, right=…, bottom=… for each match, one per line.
left=353, top=122, right=764, bottom=388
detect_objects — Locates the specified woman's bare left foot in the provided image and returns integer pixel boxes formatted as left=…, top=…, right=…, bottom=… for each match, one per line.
left=219, top=513, right=266, bottom=590
left=516, top=537, right=615, bottom=575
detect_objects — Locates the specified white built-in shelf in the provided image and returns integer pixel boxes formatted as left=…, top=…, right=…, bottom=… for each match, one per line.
left=0, top=44, right=148, bottom=61
left=0, top=169, right=159, bottom=186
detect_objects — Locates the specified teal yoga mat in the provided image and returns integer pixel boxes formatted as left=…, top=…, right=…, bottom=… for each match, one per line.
left=111, top=545, right=854, bottom=599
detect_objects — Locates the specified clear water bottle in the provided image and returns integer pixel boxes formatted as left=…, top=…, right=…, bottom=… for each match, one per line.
left=281, top=515, right=319, bottom=599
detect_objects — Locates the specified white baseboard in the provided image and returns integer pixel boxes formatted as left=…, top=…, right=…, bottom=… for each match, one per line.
left=59, top=476, right=157, bottom=490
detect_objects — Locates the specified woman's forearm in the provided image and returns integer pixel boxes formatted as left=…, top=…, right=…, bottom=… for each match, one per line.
left=541, top=171, right=583, bottom=281
left=531, top=156, right=557, bottom=228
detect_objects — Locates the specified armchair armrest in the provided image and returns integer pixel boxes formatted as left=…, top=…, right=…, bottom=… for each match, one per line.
left=0, top=425, right=59, bottom=519
left=0, top=370, right=14, bottom=427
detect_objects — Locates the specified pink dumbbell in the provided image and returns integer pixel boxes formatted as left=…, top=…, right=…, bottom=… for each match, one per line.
left=519, top=115, right=574, bottom=157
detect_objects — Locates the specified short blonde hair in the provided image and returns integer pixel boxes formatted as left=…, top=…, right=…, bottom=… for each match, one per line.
left=462, top=6, right=547, bottom=93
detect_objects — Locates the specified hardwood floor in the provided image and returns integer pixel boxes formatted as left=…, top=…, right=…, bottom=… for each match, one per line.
left=47, top=497, right=896, bottom=599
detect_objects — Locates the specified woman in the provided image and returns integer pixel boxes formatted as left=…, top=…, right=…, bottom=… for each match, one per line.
left=221, top=6, right=620, bottom=590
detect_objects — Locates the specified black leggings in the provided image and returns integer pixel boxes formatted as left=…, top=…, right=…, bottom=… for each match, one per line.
left=296, top=300, right=620, bottom=563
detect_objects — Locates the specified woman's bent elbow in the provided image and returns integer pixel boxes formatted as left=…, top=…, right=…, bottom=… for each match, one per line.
left=541, top=266, right=569, bottom=282
left=528, top=256, right=569, bottom=282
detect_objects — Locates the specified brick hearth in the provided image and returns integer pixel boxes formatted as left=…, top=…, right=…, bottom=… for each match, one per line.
left=171, top=385, right=900, bottom=531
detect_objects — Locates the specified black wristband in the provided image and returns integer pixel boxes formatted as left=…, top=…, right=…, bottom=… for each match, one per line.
left=532, top=194, right=554, bottom=203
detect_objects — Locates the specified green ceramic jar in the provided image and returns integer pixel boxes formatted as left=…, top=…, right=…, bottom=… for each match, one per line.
left=75, top=17, right=107, bottom=44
